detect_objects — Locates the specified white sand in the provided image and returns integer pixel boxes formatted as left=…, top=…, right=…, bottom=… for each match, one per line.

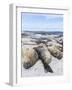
left=21, top=34, right=63, bottom=77
left=21, top=57, right=63, bottom=77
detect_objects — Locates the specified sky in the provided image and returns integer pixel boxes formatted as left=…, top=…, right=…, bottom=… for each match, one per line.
left=21, top=13, right=63, bottom=32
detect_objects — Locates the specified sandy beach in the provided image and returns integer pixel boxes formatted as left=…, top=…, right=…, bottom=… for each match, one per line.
left=21, top=31, right=63, bottom=77
left=22, top=57, right=63, bottom=77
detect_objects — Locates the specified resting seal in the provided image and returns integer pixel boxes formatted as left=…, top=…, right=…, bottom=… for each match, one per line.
left=48, top=45, right=63, bottom=59
left=22, top=47, right=38, bottom=69
left=34, top=44, right=53, bottom=73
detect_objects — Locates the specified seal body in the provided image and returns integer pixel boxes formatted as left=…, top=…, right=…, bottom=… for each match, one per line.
left=34, top=44, right=53, bottom=73
left=22, top=47, right=38, bottom=69
left=48, top=45, right=63, bottom=59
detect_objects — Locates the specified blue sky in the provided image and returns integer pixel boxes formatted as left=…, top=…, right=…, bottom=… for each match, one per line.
left=21, top=13, right=63, bottom=32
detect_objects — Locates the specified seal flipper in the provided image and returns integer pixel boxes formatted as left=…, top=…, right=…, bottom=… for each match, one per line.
left=42, top=61, right=53, bottom=73
left=44, top=63, right=53, bottom=73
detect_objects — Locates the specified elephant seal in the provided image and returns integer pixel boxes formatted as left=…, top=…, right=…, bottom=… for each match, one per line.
left=34, top=43, right=53, bottom=73
left=22, top=47, right=38, bottom=69
left=48, top=45, right=63, bottom=59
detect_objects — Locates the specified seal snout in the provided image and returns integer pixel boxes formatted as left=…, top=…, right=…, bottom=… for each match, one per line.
left=23, top=62, right=32, bottom=69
